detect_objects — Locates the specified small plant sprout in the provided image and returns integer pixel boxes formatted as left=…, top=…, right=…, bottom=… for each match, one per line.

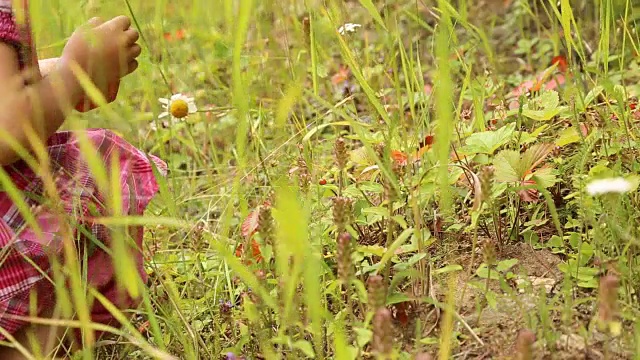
left=337, top=23, right=361, bottom=35
left=586, top=177, right=633, bottom=196
left=158, top=93, right=198, bottom=119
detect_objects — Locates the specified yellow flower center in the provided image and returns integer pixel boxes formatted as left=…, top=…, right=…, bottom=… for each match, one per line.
left=169, top=99, right=189, bottom=118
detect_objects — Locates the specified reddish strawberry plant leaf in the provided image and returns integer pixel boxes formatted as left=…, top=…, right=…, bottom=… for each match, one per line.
left=579, top=123, right=589, bottom=137
left=391, top=150, right=409, bottom=166
left=522, top=143, right=556, bottom=172
left=235, top=240, right=263, bottom=264
left=331, top=65, right=350, bottom=85
left=508, top=57, right=568, bottom=109
left=495, top=144, right=558, bottom=201
left=551, top=55, right=568, bottom=73
left=241, top=201, right=272, bottom=238
left=391, top=135, right=435, bottom=166
left=518, top=179, right=540, bottom=203
left=392, top=302, right=411, bottom=327
left=241, top=209, right=260, bottom=238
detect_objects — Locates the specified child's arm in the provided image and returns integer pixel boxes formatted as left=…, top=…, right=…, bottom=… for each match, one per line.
left=0, top=16, right=140, bottom=166
left=0, top=45, right=83, bottom=165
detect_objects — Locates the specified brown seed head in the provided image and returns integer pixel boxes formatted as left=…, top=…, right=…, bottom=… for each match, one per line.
left=337, top=232, right=354, bottom=282
left=334, top=137, right=348, bottom=170
left=258, top=205, right=274, bottom=245
left=367, top=275, right=386, bottom=311
left=372, top=308, right=393, bottom=355
left=332, top=196, right=353, bottom=233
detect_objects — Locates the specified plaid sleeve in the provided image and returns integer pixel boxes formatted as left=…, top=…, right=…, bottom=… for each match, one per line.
left=0, top=1, right=19, bottom=45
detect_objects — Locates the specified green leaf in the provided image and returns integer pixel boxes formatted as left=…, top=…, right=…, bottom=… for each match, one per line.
left=625, top=174, right=640, bottom=192
left=493, top=150, right=522, bottom=183
left=583, top=86, right=604, bottom=109
left=294, top=340, right=316, bottom=358
left=419, top=337, right=439, bottom=345
left=461, top=123, right=516, bottom=155
left=386, top=292, right=412, bottom=305
left=349, top=146, right=374, bottom=166
left=496, top=258, right=519, bottom=272
left=358, top=182, right=384, bottom=193
left=521, top=91, right=563, bottom=121
left=376, top=228, right=414, bottom=272
left=530, top=167, right=558, bottom=188
left=485, top=290, right=498, bottom=309
left=556, top=127, right=581, bottom=147
left=434, top=264, right=463, bottom=275
left=519, top=124, right=549, bottom=144
left=475, top=264, right=500, bottom=280
left=577, top=279, right=598, bottom=288
left=494, top=144, right=556, bottom=185
left=548, top=235, right=564, bottom=249
left=361, top=206, right=389, bottom=218
left=358, top=245, right=386, bottom=257
left=354, top=328, right=373, bottom=347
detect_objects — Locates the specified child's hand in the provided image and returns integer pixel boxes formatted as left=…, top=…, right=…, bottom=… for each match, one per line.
left=60, top=16, right=141, bottom=111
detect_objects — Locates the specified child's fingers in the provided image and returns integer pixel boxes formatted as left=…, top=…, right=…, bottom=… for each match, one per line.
left=124, top=28, right=140, bottom=46
left=126, top=59, right=139, bottom=75
left=104, top=15, right=132, bottom=31
left=88, top=17, right=104, bottom=27
left=129, top=44, right=142, bottom=59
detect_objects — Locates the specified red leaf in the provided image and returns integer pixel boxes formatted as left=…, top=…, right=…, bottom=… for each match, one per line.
left=235, top=240, right=263, bottom=264
left=579, top=123, right=589, bottom=137
left=391, top=150, right=409, bottom=166
left=518, top=180, right=539, bottom=203
left=421, top=134, right=435, bottom=147
left=331, top=65, right=350, bottom=85
left=551, top=55, right=568, bottom=73
left=241, top=209, right=260, bottom=238
left=508, top=61, right=567, bottom=108
left=392, top=302, right=411, bottom=327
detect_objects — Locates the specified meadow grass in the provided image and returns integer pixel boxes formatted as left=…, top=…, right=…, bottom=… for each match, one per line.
left=10, top=0, right=640, bottom=359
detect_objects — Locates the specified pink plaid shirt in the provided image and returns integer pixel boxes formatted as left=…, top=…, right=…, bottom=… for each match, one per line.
left=0, top=0, right=167, bottom=341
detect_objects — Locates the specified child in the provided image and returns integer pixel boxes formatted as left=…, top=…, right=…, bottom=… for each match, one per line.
left=0, top=0, right=166, bottom=357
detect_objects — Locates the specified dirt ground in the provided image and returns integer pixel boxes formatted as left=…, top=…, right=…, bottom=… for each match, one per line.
left=408, top=242, right=634, bottom=359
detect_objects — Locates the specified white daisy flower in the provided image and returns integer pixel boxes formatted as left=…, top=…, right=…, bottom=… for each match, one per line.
left=158, top=93, right=198, bottom=119
left=338, top=23, right=361, bottom=35
left=586, top=177, right=633, bottom=196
